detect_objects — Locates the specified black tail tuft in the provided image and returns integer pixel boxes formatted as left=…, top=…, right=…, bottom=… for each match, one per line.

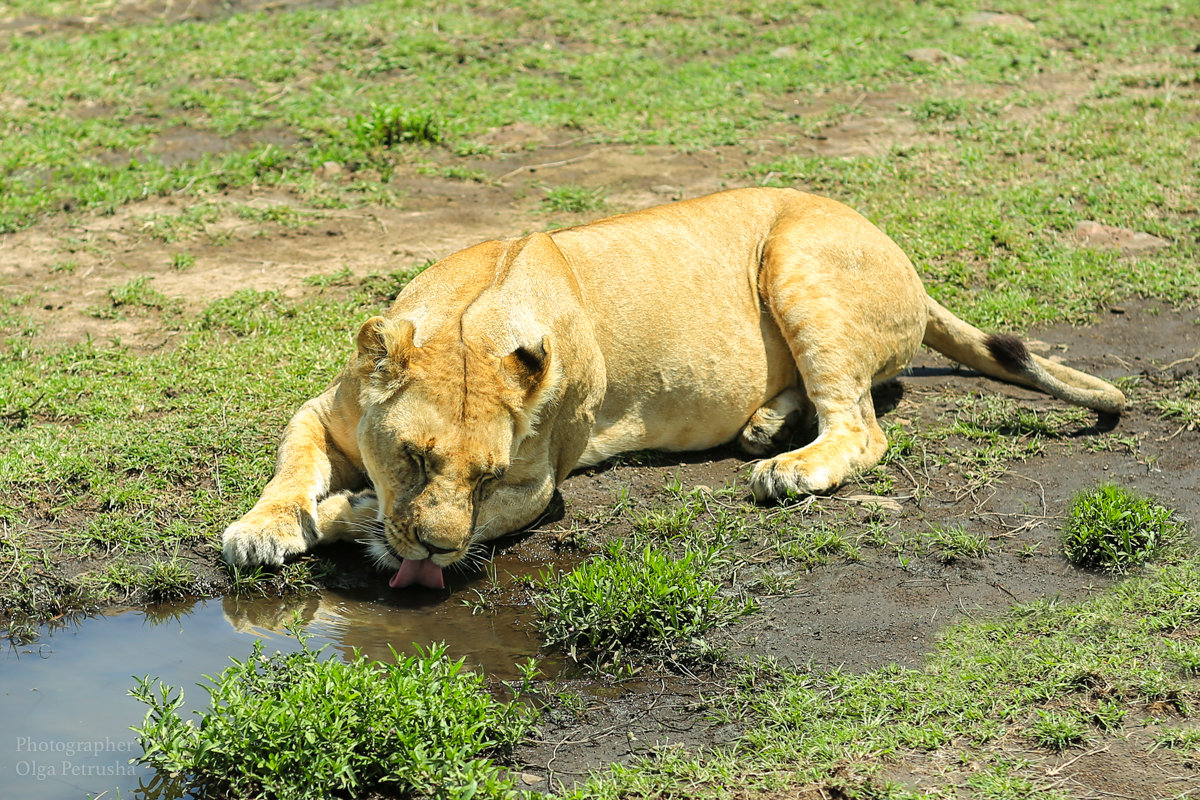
left=985, top=333, right=1031, bottom=372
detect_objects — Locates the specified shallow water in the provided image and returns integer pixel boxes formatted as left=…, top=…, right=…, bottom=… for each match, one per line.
left=1, top=579, right=546, bottom=800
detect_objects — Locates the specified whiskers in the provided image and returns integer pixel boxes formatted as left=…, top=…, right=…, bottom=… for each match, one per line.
left=448, top=543, right=490, bottom=576
left=358, top=518, right=402, bottom=571
left=341, top=517, right=384, bottom=545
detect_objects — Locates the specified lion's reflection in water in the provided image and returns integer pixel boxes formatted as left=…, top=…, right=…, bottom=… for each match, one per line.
left=219, top=588, right=544, bottom=680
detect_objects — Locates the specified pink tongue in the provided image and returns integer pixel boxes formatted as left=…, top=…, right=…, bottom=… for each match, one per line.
left=388, top=558, right=445, bottom=590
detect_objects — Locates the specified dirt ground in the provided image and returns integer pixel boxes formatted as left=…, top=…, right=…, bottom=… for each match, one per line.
left=3, top=66, right=1199, bottom=797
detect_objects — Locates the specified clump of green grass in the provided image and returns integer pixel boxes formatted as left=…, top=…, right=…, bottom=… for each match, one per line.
left=541, top=185, right=608, bottom=214
left=233, top=203, right=320, bottom=228
left=302, top=266, right=355, bottom=289
left=1153, top=376, right=1200, bottom=429
left=633, top=503, right=700, bottom=538
left=85, top=275, right=174, bottom=319
left=108, top=275, right=167, bottom=308
left=1152, top=726, right=1200, bottom=756
left=772, top=521, right=857, bottom=569
left=130, top=635, right=532, bottom=800
left=169, top=252, right=195, bottom=270
left=139, top=203, right=222, bottom=242
left=350, top=104, right=447, bottom=148
left=911, top=97, right=966, bottom=122
left=537, top=542, right=753, bottom=670
left=928, top=523, right=989, bottom=563
left=1026, top=709, right=1088, bottom=751
left=1062, top=484, right=1190, bottom=573
left=198, top=289, right=292, bottom=335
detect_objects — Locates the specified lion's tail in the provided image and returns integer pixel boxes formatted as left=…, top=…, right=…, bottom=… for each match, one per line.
left=922, top=295, right=1125, bottom=414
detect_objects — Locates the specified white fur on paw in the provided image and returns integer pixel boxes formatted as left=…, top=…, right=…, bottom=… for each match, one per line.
left=749, top=458, right=830, bottom=502
left=221, top=519, right=308, bottom=567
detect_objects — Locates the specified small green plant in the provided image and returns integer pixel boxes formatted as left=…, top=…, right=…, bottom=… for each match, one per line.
left=169, top=252, right=195, bottom=270
left=3, top=615, right=39, bottom=645
left=130, top=634, right=532, bottom=800
left=109, top=275, right=167, bottom=308
left=773, top=522, right=853, bottom=569
left=633, top=503, right=700, bottom=539
left=964, top=759, right=1041, bottom=798
left=1090, top=699, right=1126, bottom=731
left=1026, top=709, right=1088, bottom=751
left=541, top=184, right=608, bottom=214
left=911, top=97, right=966, bottom=122
left=1062, top=484, right=1189, bottom=573
left=1152, top=726, right=1200, bottom=755
left=139, top=203, right=221, bottom=241
left=302, top=266, right=355, bottom=289
left=233, top=203, right=318, bottom=228
left=351, top=104, right=446, bottom=148
left=1153, top=376, right=1200, bottom=429
left=928, top=523, right=989, bottom=563
left=536, top=541, right=753, bottom=670
left=86, top=275, right=172, bottom=318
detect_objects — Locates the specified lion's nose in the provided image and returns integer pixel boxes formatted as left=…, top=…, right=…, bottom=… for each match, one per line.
left=418, top=538, right=456, bottom=555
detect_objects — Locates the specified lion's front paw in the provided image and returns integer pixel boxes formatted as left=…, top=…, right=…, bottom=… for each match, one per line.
left=314, top=490, right=379, bottom=544
left=221, top=512, right=310, bottom=567
left=749, top=454, right=835, bottom=503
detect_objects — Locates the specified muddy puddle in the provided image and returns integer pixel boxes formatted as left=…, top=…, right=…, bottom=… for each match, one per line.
left=1, top=577, right=549, bottom=800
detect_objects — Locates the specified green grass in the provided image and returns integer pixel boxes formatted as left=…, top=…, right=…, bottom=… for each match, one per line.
left=928, top=523, right=990, bottom=563
left=131, top=633, right=533, bottom=800
left=0, top=0, right=1194, bottom=794
left=541, top=184, right=609, bottom=214
left=565, top=557, right=1200, bottom=798
left=2, top=0, right=1197, bottom=244
left=1062, top=483, right=1190, bottom=574
left=350, top=105, right=449, bottom=149
left=1153, top=376, right=1200, bottom=429
left=536, top=540, right=754, bottom=671
left=751, top=67, right=1200, bottom=331
left=1027, top=709, right=1089, bottom=751
left=0, top=273, right=423, bottom=620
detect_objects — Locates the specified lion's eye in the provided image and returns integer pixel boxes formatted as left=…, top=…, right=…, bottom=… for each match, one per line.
left=478, top=469, right=505, bottom=489
left=402, top=445, right=427, bottom=473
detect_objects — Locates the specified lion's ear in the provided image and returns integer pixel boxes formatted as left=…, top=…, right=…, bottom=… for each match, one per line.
left=501, top=336, right=551, bottom=394
left=355, top=316, right=415, bottom=383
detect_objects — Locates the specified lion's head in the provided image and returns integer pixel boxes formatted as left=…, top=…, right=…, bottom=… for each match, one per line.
left=351, top=309, right=554, bottom=586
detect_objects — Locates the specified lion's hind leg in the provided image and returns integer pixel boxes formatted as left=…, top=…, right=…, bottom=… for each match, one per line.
left=738, top=386, right=811, bottom=456
left=748, top=207, right=925, bottom=502
left=749, top=388, right=888, bottom=501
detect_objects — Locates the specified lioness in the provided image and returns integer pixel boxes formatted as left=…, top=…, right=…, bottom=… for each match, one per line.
left=222, top=188, right=1124, bottom=588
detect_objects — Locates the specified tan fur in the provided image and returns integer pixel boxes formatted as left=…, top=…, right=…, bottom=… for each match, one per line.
left=222, top=188, right=1124, bottom=569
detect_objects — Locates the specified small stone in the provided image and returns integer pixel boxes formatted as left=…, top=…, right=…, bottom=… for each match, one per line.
left=518, top=773, right=544, bottom=786
left=651, top=184, right=681, bottom=196
left=963, top=11, right=1037, bottom=31
left=319, top=160, right=344, bottom=177
left=843, top=494, right=903, bottom=512
left=1073, top=221, right=1171, bottom=257
left=771, top=46, right=798, bottom=59
left=903, top=48, right=967, bottom=66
